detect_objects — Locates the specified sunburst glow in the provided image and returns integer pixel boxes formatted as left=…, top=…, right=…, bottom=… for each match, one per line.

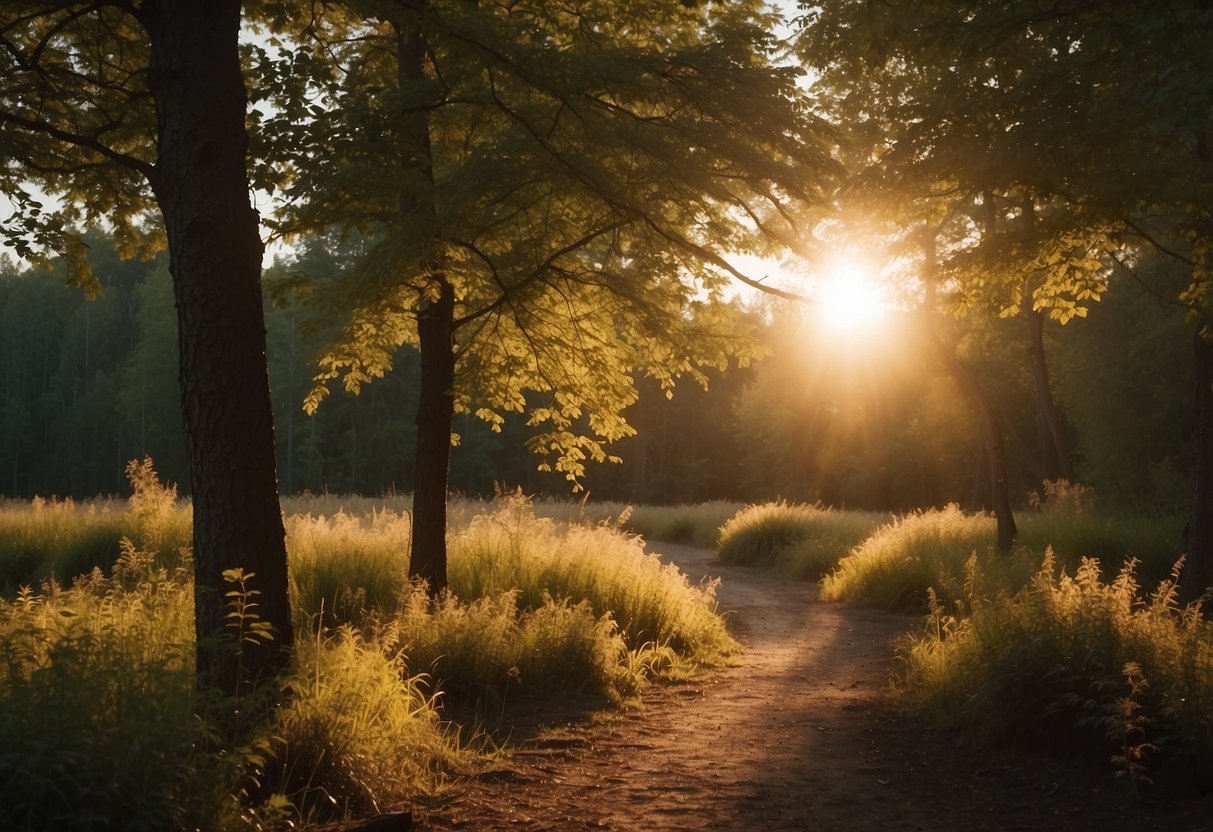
left=814, top=258, right=889, bottom=335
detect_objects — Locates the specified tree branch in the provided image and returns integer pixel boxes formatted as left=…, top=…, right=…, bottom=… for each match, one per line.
left=0, top=107, right=154, bottom=179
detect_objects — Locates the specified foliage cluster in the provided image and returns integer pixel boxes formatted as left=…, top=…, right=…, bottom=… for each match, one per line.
left=2, top=230, right=1196, bottom=517
left=903, top=554, right=1213, bottom=793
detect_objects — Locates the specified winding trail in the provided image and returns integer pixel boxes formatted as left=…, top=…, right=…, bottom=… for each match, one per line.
left=426, top=544, right=1207, bottom=831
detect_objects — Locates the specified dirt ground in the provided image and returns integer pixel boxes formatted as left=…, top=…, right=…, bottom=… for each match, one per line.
left=422, top=544, right=1210, bottom=831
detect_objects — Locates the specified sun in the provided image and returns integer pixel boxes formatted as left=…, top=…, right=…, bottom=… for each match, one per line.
left=813, top=258, right=889, bottom=335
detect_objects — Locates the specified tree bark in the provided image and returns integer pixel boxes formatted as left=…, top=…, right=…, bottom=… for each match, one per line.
left=411, top=278, right=456, bottom=592
left=1184, top=328, right=1213, bottom=602
left=396, top=16, right=453, bottom=593
left=141, top=0, right=292, bottom=694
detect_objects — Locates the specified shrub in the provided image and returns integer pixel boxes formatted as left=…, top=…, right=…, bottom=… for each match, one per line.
left=902, top=552, right=1213, bottom=792
left=717, top=501, right=884, bottom=578
left=820, top=505, right=1029, bottom=610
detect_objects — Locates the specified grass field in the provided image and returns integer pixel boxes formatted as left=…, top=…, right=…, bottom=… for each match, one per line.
left=0, top=475, right=734, bottom=830
left=3, top=478, right=1208, bottom=825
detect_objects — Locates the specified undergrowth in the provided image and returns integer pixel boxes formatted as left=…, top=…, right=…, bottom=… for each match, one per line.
left=0, top=472, right=736, bottom=828
left=821, top=504, right=1183, bottom=612
left=717, top=501, right=884, bottom=579
left=901, top=552, right=1213, bottom=792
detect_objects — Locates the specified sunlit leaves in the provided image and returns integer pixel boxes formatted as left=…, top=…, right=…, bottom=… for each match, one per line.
left=0, top=3, right=160, bottom=281
left=263, top=0, right=828, bottom=481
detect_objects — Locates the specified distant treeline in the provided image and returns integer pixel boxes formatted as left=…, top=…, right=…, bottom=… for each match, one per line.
left=0, top=231, right=1195, bottom=512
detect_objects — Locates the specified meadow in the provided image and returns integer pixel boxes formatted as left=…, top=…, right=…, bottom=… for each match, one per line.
left=3, top=475, right=1212, bottom=829
left=0, top=472, right=735, bottom=831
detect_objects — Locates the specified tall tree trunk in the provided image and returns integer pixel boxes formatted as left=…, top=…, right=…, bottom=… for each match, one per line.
left=920, top=230, right=1018, bottom=552
left=1022, top=284, right=1075, bottom=484
left=412, top=278, right=456, bottom=592
left=396, top=17, right=453, bottom=593
left=142, top=0, right=292, bottom=695
left=1184, top=328, right=1213, bottom=602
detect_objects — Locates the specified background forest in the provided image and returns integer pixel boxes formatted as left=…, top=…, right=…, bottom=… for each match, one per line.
left=0, top=226, right=1192, bottom=515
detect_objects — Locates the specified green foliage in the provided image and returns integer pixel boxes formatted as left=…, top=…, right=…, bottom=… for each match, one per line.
left=0, top=546, right=232, bottom=832
left=717, top=501, right=885, bottom=579
left=254, top=0, right=833, bottom=485
left=902, top=554, right=1213, bottom=790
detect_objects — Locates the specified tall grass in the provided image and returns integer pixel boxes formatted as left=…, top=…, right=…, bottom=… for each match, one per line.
left=286, top=508, right=413, bottom=629
left=716, top=501, right=885, bottom=579
left=0, top=459, right=192, bottom=592
left=535, top=498, right=742, bottom=548
left=449, top=495, right=734, bottom=661
left=821, top=504, right=1184, bottom=612
left=0, top=541, right=471, bottom=830
left=0, top=476, right=737, bottom=828
left=902, top=553, right=1213, bottom=792
left=0, top=546, right=234, bottom=831
left=820, top=505, right=1013, bottom=610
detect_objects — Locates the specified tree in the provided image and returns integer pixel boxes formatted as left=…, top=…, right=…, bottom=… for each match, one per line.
left=257, top=0, right=838, bottom=590
left=799, top=0, right=1213, bottom=581
left=0, top=2, right=292, bottom=695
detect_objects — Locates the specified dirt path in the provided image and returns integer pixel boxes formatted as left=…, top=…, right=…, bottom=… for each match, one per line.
left=425, top=544, right=1208, bottom=831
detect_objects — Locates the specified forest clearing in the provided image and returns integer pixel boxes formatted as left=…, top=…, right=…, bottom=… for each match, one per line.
left=4, top=1, right=1213, bottom=829
left=2, top=489, right=1211, bottom=829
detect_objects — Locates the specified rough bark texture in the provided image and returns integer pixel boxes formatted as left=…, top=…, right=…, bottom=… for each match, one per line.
left=1184, top=329, right=1213, bottom=603
left=141, top=0, right=292, bottom=693
left=396, top=17, right=453, bottom=593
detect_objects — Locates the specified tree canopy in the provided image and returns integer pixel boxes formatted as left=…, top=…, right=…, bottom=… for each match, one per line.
left=253, top=0, right=840, bottom=587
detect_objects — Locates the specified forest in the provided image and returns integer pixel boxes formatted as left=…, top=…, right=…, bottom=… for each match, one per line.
left=1, top=0, right=1212, bottom=830
left=0, top=225, right=1195, bottom=514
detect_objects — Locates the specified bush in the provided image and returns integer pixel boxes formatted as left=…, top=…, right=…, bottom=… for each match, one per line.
left=902, top=552, right=1213, bottom=792
left=717, top=501, right=884, bottom=578
left=820, top=505, right=1026, bottom=610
